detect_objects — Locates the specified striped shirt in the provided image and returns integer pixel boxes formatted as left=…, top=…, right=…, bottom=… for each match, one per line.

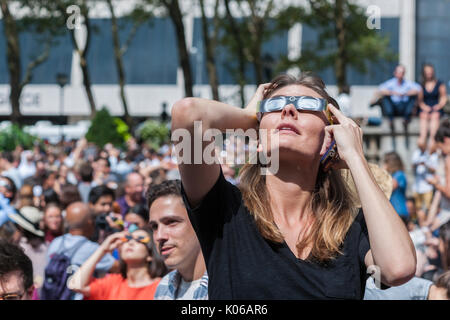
left=154, top=270, right=208, bottom=300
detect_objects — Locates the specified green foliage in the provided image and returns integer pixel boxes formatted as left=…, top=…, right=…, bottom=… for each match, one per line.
left=85, top=107, right=128, bottom=148
left=138, top=120, right=170, bottom=150
left=0, top=124, right=38, bottom=151
left=218, top=0, right=285, bottom=86
left=114, top=118, right=132, bottom=142
left=276, top=0, right=396, bottom=85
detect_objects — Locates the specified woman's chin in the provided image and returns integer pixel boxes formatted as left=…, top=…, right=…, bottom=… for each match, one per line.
left=274, top=146, right=317, bottom=163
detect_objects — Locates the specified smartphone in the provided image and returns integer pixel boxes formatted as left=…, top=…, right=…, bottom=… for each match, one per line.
left=320, top=105, right=339, bottom=171
left=320, top=140, right=338, bottom=171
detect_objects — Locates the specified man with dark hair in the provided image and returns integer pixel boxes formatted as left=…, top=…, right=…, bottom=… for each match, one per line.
left=377, top=65, right=421, bottom=148
left=88, top=185, right=115, bottom=215
left=88, top=185, right=120, bottom=243
left=116, top=172, right=145, bottom=216
left=78, top=162, right=94, bottom=203
left=0, top=240, right=34, bottom=300
left=148, top=180, right=208, bottom=300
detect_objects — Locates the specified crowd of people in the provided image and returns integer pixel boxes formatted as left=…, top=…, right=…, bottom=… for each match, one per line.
left=372, top=63, right=450, bottom=298
left=371, top=63, right=448, bottom=150
left=0, top=68, right=449, bottom=300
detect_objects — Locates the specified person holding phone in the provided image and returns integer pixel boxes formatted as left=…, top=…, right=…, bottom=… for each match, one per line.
left=171, top=73, right=417, bottom=299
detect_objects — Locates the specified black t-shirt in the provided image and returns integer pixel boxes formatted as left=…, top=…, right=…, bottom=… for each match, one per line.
left=181, top=171, right=371, bottom=300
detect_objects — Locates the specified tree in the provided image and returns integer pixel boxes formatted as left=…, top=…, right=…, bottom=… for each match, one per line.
left=222, top=0, right=246, bottom=107
left=85, top=107, right=126, bottom=148
left=157, top=0, right=193, bottom=97
left=61, top=0, right=97, bottom=117
left=105, top=0, right=148, bottom=129
left=0, top=0, right=54, bottom=125
left=220, top=0, right=280, bottom=107
left=28, top=0, right=98, bottom=117
left=278, top=0, right=396, bottom=93
left=245, top=0, right=274, bottom=85
left=199, top=0, right=220, bottom=101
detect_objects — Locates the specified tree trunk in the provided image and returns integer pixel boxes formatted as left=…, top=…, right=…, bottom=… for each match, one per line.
left=251, top=28, right=264, bottom=85
left=164, top=0, right=193, bottom=97
left=199, top=0, right=219, bottom=101
left=224, top=0, right=246, bottom=107
left=79, top=56, right=97, bottom=118
left=106, top=0, right=133, bottom=128
left=1, top=0, right=22, bottom=125
left=334, top=0, right=347, bottom=94
left=68, top=5, right=97, bottom=118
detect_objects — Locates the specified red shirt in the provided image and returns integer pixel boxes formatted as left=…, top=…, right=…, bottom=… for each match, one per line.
left=45, top=230, right=62, bottom=244
left=87, top=274, right=160, bottom=300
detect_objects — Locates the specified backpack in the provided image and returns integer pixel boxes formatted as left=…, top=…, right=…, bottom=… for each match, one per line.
left=40, top=236, right=88, bottom=300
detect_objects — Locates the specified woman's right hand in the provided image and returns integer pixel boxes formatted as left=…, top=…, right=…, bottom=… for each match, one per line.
left=100, top=231, right=127, bottom=254
left=421, top=104, right=432, bottom=113
left=244, top=83, right=272, bottom=121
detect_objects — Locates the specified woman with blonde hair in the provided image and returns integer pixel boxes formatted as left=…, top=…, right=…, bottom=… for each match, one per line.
left=171, top=73, right=416, bottom=299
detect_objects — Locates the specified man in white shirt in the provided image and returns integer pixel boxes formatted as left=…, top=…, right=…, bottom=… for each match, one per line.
left=378, top=65, right=421, bottom=148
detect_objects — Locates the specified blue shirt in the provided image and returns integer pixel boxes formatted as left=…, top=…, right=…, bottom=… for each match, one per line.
left=379, top=78, right=420, bottom=104
left=390, top=171, right=409, bottom=217
left=364, top=276, right=432, bottom=300
left=0, top=193, right=16, bottom=227
left=154, top=270, right=208, bottom=300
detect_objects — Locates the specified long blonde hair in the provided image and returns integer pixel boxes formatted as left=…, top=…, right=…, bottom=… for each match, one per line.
left=238, top=73, right=358, bottom=262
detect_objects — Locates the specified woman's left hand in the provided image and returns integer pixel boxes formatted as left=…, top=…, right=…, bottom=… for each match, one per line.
left=319, top=104, right=364, bottom=170
left=100, top=231, right=127, bottom=254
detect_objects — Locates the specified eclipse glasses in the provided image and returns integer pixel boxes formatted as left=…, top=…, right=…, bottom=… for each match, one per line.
left=257, top=95, right=338, bottom=170
left=121, top=234, right=150, bottom=244
left=257, top=95, right=332, bottom=123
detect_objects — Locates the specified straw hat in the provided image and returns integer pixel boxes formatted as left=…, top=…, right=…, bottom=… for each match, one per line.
left=341, top=162, right=393, bottom=208
left=8, top=206, right=44, bottom=237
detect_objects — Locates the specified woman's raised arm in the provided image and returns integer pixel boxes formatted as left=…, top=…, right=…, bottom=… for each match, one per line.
left=323, top=104, right=416, bottom=287
left=67, top=232, right=124, bottom=296
left=171, top=84, right=269, bottom=207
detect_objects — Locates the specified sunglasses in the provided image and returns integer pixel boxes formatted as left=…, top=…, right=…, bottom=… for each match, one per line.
left=0, top=292, right=24, bottom=300
left=0, top=180, right=13, bottom=191
left=257, top=95, right=332, bottom=123
left=121, top=234, right=150, bottom=244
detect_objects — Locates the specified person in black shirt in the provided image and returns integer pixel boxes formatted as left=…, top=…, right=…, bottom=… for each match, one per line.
left=171, top=73, right=417, bottom=300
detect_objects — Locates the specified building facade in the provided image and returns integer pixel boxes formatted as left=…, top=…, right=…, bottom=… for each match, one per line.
left=0, top=0, right=448, bottom=120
